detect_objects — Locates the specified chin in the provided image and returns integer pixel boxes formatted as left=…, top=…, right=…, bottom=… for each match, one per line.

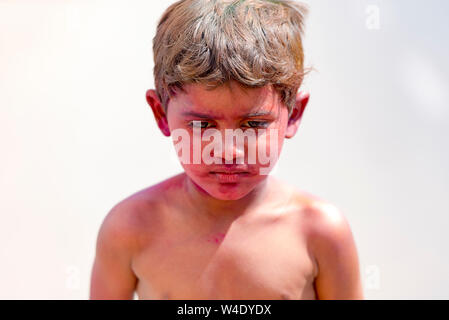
left=188, top=171, right=259, bottom=201
left=207, top=186, right=253, bottom=201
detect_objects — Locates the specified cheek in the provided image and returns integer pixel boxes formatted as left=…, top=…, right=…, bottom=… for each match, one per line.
left=254, top=127, right=285, bottom=158
left=275, top=126, right=286, bottom=154
left=172, top=132, right=208, bottom=173
left=270, top=115, right=288, bottom=155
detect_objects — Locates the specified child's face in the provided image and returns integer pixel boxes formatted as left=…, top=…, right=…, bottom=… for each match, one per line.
left=146, top=80, right=309, bottom=201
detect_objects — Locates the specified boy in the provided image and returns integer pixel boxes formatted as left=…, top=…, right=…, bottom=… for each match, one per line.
left=90, top=0, right=364, bottom=300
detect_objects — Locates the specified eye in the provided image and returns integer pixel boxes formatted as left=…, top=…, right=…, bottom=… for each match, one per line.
left=187, top=120, right=214, bottom=129
left=242, top=120, right=269, bottom=129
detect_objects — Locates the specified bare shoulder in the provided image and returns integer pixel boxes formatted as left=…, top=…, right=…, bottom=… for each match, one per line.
left=283, top=185, right=364, bottom=299
left=301, top=198, right=351, bottom=239
left=274, top=179, right=357, bottom=262
left=91, top=175, right=184, bottom=299
left=97, top=172, right=185, bottom=252
left=271, top=179, right=349, bottom=237
left=291, top=189, right=355, bottom=252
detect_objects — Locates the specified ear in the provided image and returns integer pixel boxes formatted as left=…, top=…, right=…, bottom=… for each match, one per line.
left=146, top=89, right=171, bottom=137
left=285, top=91, right=310, bottom=139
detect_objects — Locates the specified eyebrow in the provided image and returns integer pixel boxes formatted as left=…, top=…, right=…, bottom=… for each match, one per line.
left=181, top=110, right=274, bottom=119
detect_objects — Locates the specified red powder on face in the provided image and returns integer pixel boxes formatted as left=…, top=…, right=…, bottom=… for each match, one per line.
left=207, top=232, right=226, bottom=244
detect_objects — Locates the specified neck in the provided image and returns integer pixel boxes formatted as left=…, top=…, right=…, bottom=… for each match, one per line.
left=182, top=173, right=272, bottom=222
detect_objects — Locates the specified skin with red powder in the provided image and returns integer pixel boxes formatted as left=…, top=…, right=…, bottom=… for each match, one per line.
left=207, top=232, right=226, bottom=244
left=90, top=81, right=364, bottom=300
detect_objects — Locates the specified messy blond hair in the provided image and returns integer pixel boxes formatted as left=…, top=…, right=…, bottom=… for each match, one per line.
left=152, top=0, right=308, bottom=116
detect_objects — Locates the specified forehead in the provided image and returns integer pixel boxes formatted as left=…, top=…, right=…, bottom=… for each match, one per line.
left=171, top=81, right=280, bottom=119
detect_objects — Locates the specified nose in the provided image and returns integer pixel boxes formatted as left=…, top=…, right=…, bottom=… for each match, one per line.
left=213, top=134, right=246, bottom=165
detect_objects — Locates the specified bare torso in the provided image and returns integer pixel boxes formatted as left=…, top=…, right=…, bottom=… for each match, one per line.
left=128, top=173, right=319, bottom=300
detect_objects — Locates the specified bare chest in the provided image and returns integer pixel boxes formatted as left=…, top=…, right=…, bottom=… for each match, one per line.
left=132, top=216, right=317, bottom=300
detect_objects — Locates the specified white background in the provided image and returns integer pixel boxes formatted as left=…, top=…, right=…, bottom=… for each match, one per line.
left=1, top=0, right=448, bottom=299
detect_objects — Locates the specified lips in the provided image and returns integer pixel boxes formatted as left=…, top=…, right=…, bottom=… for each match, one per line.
left=209, top=171, right=250, bottom=183
left=210, top=170, right=249, bottom=174
left=209, top=165, right=249, bottom=174
left=208, top=164, right=251, bottom=183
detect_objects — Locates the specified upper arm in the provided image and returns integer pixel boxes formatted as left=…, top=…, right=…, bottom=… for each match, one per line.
left=308, top=203, right=364, bottom=300
left=90, top=203, right=139, bottom=300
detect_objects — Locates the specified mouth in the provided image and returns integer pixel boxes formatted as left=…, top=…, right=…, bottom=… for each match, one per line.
left=209, top=171, right=250, bottom=183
